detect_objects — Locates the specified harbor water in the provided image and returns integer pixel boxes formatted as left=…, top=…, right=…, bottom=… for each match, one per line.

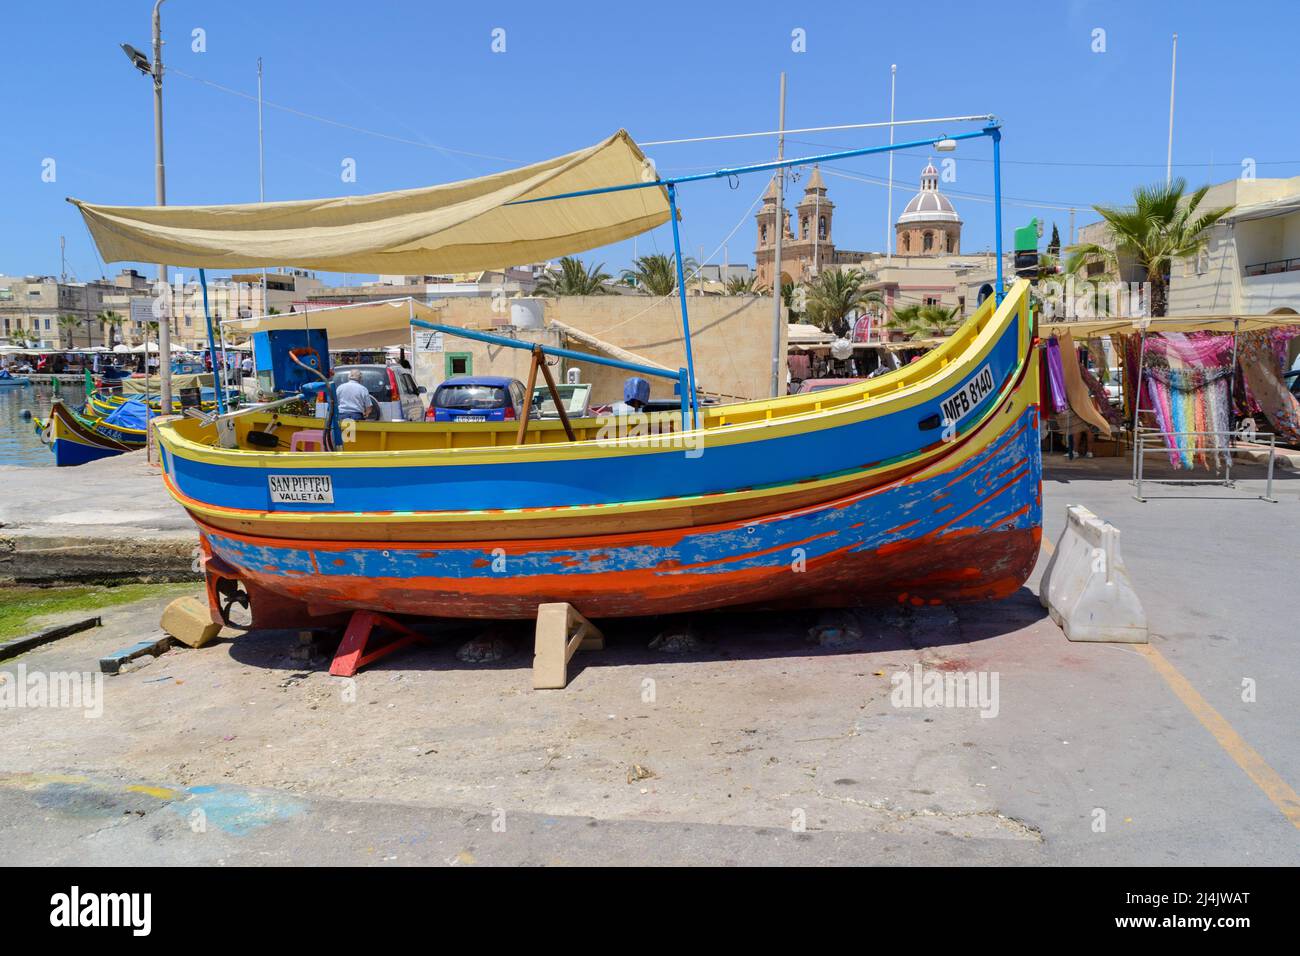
left=0, top=383, right=59, bottom=467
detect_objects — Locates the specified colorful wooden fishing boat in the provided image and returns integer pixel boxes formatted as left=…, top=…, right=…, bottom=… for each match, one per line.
left=42, top=399, right=138, bottom=466
left=72, top=125, right=1040, bottom=630
left=167, top=285, right=1039, bottom=624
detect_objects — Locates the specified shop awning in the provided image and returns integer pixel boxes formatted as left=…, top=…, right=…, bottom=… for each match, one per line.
left=69, top=131, right=668, bottom=274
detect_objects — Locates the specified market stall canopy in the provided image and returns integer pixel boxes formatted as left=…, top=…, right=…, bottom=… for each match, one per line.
left=68, top=131, right=668, bottom=274
left=1040, top=314, right=1300, bottom=337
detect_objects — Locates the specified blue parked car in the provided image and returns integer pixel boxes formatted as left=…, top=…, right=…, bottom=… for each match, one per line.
left=428, top=376, right=526, bottom=422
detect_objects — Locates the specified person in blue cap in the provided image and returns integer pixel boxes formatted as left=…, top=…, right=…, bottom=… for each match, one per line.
left=610, top=376, right=650, bottom=415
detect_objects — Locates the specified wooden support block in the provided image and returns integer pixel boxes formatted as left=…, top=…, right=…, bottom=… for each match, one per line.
left=533, top=602, right=604, bottom=690
left=161, top=596, right=224, bottom=648
left=100, top=635, right=175, bottom=675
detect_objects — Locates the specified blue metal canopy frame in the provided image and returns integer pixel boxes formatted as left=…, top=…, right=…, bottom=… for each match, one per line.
left=410, top=318, right=692, bottom=428
left=503, top=123, right=1005, bottom=427
left=192, top=123, right=1005, bottom=436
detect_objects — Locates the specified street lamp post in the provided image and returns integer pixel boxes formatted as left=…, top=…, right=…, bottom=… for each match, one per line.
left=122, top=0, right=171, bottom=409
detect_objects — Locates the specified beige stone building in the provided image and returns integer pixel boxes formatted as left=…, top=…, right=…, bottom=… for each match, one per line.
left=0, top=269, right=152, bottom=348
left=895, top=161, right=963, bottom=256
left=408, top=294, right=779, bottom=404
left=753, top=167, right=870, bottom=289
left=750, top=159, right=1008, bottom=335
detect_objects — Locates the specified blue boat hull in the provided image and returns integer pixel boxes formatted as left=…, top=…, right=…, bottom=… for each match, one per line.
left=198, top=401, right=1043, bottom=620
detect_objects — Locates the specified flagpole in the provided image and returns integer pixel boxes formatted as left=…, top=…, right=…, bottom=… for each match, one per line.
left=886, top=64, right=897, bottom=259
left=768, top=72, right=787, bottom=398
left=1166, top=33, right=1177, bottom=186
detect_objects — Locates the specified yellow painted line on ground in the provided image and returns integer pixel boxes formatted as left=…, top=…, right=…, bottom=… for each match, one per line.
left=1136, top=643, right=1300, bottom=829
left=1039, top=525, right=1300, bottom=828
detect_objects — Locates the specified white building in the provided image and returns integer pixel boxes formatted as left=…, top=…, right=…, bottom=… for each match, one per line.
left=1166, top=176, right=1300, bottom=316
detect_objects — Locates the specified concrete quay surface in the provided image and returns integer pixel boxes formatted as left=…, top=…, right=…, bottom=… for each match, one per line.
left=0, top=455, right=198, bottom=583
left=0, top=453, right=1296, bottom=866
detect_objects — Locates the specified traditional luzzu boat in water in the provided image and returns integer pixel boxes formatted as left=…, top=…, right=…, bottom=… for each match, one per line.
left=70, top=123, right=1042, bottom=630
left=41, top=398, right=145, bottom=466
left=86, top=373, right=234, bottom=420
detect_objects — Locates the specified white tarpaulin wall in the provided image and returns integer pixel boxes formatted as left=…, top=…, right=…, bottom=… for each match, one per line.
left=225, top=298, right=443, bottom=350
left=70, top=131, right=668, bottom=274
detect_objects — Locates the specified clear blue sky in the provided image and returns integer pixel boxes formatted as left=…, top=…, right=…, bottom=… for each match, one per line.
left=3, top=0, right=1297, bottom=284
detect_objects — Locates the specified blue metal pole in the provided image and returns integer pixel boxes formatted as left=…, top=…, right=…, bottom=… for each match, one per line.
left=198, top=268, right=227, bottom=414
left=678, top=369, right=690, bottom=432
left=666, top=183, right=700, bottom=427
left=409, top=319, right=683, bottom=383
left=992, top=127, right=1004, bottom=303
left=506, top=128, right=996, bottom=207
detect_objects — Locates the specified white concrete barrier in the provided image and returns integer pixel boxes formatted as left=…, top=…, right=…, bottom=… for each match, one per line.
left=1040, top=505, right=1148, bottom=643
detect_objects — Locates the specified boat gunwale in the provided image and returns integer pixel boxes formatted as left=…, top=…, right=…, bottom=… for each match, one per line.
left=48, top=400, right=135, bottom=451
left=154, top=282, right=1030, bottom=469
left=191, top=402, right=1039, bottom=554
left=168, top=335, right=1040, bottom=534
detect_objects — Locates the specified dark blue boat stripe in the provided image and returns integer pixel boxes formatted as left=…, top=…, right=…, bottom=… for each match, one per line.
left=175, top=323, right=1023, bottom=514
left=205, top=404, right=1041, bottom=583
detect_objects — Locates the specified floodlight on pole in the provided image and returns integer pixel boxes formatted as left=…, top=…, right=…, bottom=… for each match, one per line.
left=120, top=43, right=153, bottom=76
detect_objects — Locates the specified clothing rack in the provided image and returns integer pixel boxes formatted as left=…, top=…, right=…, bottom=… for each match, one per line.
left=1127, top=318, right=1246, bottom=493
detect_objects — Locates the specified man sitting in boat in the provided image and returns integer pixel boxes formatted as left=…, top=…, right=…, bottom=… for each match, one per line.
left=609, top=376, right=649, bottom=415
left=336, top=368, right=379, bottom=421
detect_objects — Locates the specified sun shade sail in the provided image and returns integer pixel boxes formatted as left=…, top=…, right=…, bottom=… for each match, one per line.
left=69, top=131, right=668, bottom=274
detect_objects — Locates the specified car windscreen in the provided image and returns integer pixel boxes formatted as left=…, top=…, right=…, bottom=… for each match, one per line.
left=331, top=368, right=392, bottom=401
left=435, top=384, right=508, bottom=410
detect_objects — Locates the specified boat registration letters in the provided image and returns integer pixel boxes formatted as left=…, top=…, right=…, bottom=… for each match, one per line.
left=269, top=474, right=335, bottom=504
left=940, top=364, right=995, bottom=428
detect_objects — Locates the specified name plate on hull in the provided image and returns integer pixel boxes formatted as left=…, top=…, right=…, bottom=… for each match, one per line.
left=269, top=474, right=334, bottom=504
left=940, top=363, right=995, bottom=428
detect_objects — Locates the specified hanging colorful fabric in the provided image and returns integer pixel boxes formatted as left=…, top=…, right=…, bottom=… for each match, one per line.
left=1146, top=366, right=1232, bottom=470
left=1238, top=330, right=1300, bottom=443
left=1044, top=336, right=1068, bottom=413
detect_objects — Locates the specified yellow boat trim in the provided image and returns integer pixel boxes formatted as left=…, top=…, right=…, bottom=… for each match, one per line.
left=156, top=281, right=1031, bottom=470
left=170, top=337, right=1039, bottom=528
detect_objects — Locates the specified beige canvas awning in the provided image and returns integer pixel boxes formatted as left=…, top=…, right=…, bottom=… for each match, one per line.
left=70, top=131, right=668, bottom=274
left=120, top=372, right=215, bottom=393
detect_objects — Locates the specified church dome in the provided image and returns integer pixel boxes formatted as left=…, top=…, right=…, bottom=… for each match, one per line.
left=897, top=160, right=961, bottom=225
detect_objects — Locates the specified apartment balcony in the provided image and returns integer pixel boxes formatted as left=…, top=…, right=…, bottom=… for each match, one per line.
left=1240, top=261, right=1300, bottom=313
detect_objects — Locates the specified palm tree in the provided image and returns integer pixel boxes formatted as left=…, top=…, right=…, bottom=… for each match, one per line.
left=805, top=268, right=882, bottom=336
left=533, top=256, right=613, bottom=296
left=1065, top=178, right=1234, bottom=316
left=57, top=314, right=82, bottom=348
left=779, top=280, right=805, bottom=322
left=98, top=310, right=126, bottom=348
left=622, top=253, right=696, bottom=296
left=891, top=304, right=961, bottom=341
left=725, top=274, right=760, bottom=295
